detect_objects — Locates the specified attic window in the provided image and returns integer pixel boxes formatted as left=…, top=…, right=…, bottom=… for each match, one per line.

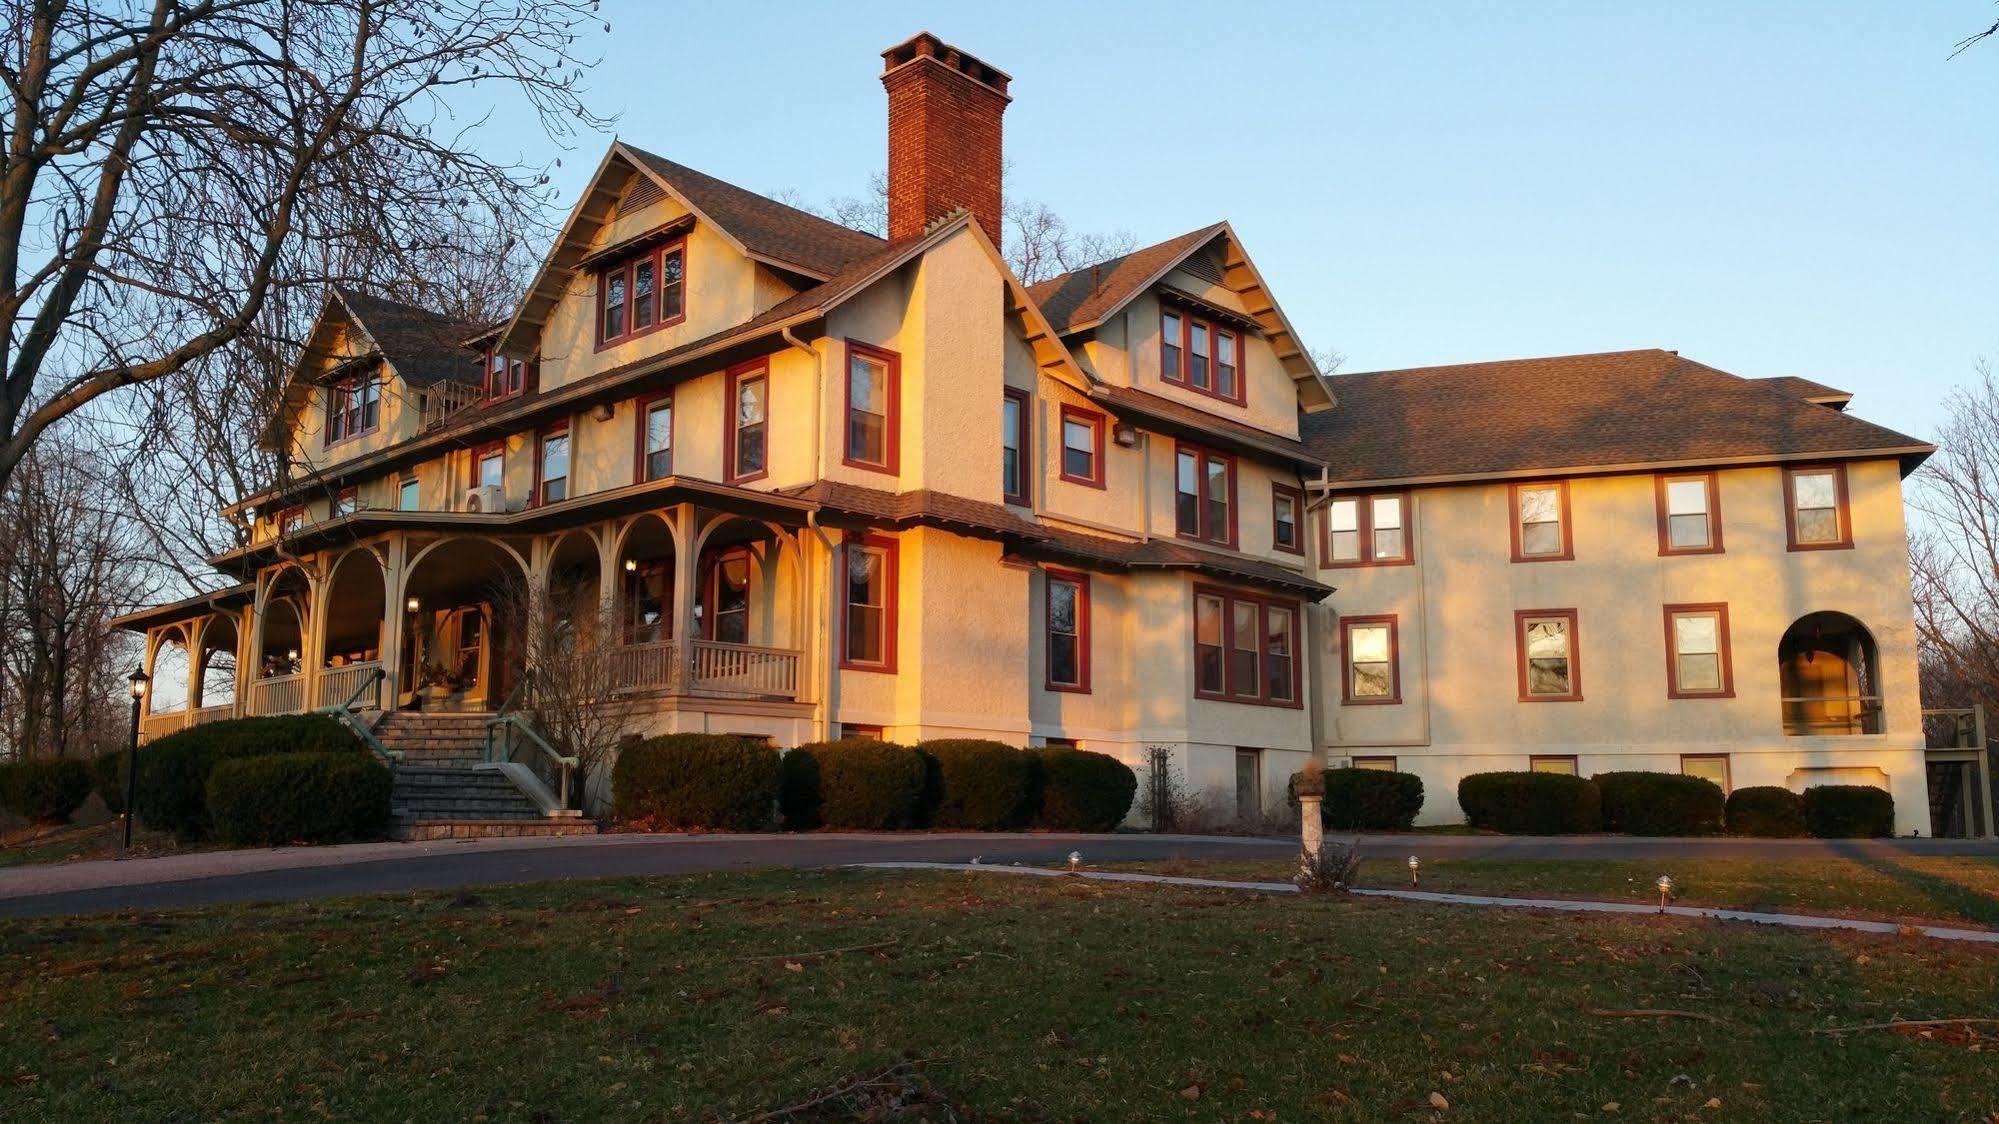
left=484, top=346, right=530, bottom=401
left=1161, top=309, right=1244, bottom=405
left=598, top=240, right=686, bottom=347
left=325, top=374, right=380, bottom=446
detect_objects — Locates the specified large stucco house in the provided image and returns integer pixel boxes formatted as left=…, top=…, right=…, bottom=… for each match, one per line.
left=115, top=33, right=1948, bottom=836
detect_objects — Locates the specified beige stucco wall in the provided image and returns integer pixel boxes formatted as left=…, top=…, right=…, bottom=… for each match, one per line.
left=1314, top=457, right=1930, bottom=833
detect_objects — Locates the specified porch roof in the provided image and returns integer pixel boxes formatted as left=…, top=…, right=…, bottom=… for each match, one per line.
left=110, top=583, right=256, bottom=634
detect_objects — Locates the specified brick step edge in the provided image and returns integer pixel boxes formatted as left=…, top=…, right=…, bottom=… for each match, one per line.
left=397, top=820, right=600, bottom=841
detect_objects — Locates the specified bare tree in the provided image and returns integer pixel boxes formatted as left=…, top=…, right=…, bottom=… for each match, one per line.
left=1909, top=361, right=1999, bottom=713
left=0, top=0, right=609, bottom=495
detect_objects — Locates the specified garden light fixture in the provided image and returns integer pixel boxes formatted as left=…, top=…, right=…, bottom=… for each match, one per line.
left=1408, top=855, right=1420, bottom=887
left=1656, top=875, right=1675, bottom=911
left=1067, top=851, right=1082, bottom=872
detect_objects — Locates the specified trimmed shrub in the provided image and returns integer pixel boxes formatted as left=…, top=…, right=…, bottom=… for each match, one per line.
left=1027, top=747, right=1137, bottom=832
left=1457, top=771, right=1602, bottom=834
left=1592, top=771, right=1725, bottom=836
left=1803, top=784, right=1895, bottom=839
left=778, top=738, right=925, bottom=830
left=205, top=752, right=392, bottom=846
left=1725, top=786, right=1807, bottom=837
left=918, top=739, right=1031, bottom=830
left=1316, top=768, right=1425, bottom=831
left=93, top=751, right=129, bottom=815
left=136, top=714, right=365, bottom=840
left=0, top=759, right=92, bottom=824
left=612, top=734, right=779, bottom=831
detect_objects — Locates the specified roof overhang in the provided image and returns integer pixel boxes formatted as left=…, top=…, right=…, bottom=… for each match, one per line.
left=1309, top=445, right=1938, bottom=496
left=110, top=583, right=257, bottom=634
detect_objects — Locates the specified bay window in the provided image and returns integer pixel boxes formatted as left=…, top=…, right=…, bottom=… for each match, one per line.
left=841, top=535, right=897, bottom=671
left=599, top=241, right=686, bottom=345
left=1045, top=569, right=1089, bottom=692
left=1192, top=585, right=1302, bottom=706
left=1174, top=445, right=1235, bottom=546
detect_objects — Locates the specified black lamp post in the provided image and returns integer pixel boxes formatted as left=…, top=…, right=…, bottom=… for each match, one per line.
left=122, top=665, right=150, bottom=850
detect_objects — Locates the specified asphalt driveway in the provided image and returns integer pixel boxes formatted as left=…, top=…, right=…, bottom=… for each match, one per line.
left=3, top=830, right=1995, bottom=920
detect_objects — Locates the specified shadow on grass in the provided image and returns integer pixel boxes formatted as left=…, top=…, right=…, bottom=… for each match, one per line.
left=1854, top=852, right=1999, bottom=928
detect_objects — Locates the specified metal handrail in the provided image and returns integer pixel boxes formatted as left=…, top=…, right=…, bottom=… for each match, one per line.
left=484, top=670, right=579, bottom=810
left=312, top=667, right=398, bottom=765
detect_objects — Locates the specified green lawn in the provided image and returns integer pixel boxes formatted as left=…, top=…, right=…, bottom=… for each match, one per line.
left=1108, top=855, right=1999, bottom=929
left=2, top=867, right=1996, bottom=1120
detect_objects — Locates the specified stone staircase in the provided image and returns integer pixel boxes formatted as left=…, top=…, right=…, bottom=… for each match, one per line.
left=373, top=711, right=596, bottom=841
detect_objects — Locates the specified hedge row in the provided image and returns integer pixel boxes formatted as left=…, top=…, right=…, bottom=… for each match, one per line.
left=0, top=758, right=92, bottom=824
left=613, top=735, right=1135, bottom=833
left=206, top=752, right=393, bottom=846
left=1455, top=771, right=1896, bottom=837
left=1290, top=768, right=1427, bottom=831
left=135, top=714, right=366, bottom=841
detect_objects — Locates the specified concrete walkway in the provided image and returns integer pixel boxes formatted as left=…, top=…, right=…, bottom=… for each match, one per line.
left=1, top=829, right=1994, bottom=921
left=858, top=862, right=1999, bottom=945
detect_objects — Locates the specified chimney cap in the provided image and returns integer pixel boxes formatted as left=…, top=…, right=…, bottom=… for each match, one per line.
left=881, top=31, right=1011, bottom=97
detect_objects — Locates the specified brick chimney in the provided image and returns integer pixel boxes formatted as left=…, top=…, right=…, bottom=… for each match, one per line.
left=880, top=32, right=1011, bottom=241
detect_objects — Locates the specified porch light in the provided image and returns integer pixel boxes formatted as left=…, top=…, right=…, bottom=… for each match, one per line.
left=127, top=666, right=150, bottom=699
left=286, top=648, right=299, bottom=661
left=405, top=596, right=420, bottom=613
left=1407, top=855, right=1420, bottom=887
left=624, top=559, right=637, bottom=572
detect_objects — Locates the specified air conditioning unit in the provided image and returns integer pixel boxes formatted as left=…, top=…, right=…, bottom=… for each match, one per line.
left=463, top=485, right=507, bottom=513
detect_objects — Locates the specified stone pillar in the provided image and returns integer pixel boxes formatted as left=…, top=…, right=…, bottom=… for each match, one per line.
left=1299, top=793, right=1323, bottom=864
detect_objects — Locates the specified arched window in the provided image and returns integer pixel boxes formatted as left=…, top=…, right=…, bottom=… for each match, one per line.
left=1778, top=612, right=1881, bottom=735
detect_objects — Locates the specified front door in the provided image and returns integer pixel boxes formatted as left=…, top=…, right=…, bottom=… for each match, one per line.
left=1235, top=749, right=1262, bottom=822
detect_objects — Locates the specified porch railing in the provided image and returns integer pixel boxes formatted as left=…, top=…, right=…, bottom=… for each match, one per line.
left=189, top=703, right=234, bottom=727
left=139, top=711, right=188, bottom=742
left=607, top=640, right=679, bottom=693
left=252, top=673, right=306, bottom=716
left=316, top=661, right=384, bottom=710
left=689, top=640, right=800, bottom=698
left=1781, top=695, right=1886, bottom=736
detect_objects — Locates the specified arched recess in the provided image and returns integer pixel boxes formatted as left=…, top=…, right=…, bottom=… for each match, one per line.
left=147, top=623, right=194, bottom=714
left=615, top=512, right=679, bottom=645
left=401, top=536, right=532, bottom=709
left=323, top=548, right=387, bottom=666
left=258, top=565, right=312, bottom=680
left=196, top=613, right=240, bottom=709
left=1779, top=611, right=1881, bottom=736
left=689, top=513, right=803, bottom=650
left=541, top=529, right=605, bottom=655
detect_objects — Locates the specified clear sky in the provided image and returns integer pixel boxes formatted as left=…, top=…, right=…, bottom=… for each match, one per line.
left=508, top=2, right=1998, bottom=443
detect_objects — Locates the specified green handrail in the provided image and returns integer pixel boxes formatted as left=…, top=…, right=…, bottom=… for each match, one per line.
left=312, top=667, right=398, bottom=766
left=484, top=671, right=578, bottom=810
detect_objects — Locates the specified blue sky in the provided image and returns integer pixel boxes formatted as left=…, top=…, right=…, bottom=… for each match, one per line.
left=507, top=2, right=1998, bottom=442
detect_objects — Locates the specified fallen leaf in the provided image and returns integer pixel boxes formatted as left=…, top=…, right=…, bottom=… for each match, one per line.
left=1704, top=1098, right=1722, bottom=1110
left=1602, top=1103, right=1620, bottom=1113
left=1180, top=1083, right=1203, bottom=1100
left=1429, top=1091, right=1449, bottom=1110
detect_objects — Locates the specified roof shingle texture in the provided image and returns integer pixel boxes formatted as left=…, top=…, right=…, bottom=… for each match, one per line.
left=1301, top=349, right=1928, bottom=484
left=335, top=289, right=487, bottom=387
left=621, top=145, right=884, bottom=278
left=1025, top=224, right=1222, bottom=335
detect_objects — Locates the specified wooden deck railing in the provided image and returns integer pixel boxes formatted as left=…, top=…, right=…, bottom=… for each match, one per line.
left=316, top=661, right=384, bottom=709
left=1781, top=695, right=1885, bottom=736
left=252, top=673, right=306, bottom=716
left=138, top=711, right=188, bottom=742
left=599, top=640, right=801, bottom=700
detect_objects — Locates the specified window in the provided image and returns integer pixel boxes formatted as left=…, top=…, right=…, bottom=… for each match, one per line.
left=727, top=363, right=768, bottom=483
left=1656, top=472, right=1722, bottom=554
left=1174, top=445, right=1236, bottom=546
left=398, top=477, right=420, bottom=512
left=598, top=241, right=686, bottom=345
left=1001, top=387, right=1030, bottom=505
left=1160, top=307, right=1246, bottom=405
left=1530, top=755, right=1578, bottom=776
left=1340, top=615, right=1400, bottom=704
left=472, top=442, right=505, bottom=493
left=535, top=424, right=570, bottom=505
left=841, top=723, right=886, bottom=741
left=1516, top=609, right=1581, bottom=701
left=324, top=375, right=380, bottom=445
left=1510, top=481, right=1572, bottom=561
left=1272, top=484, right=1303, bottom=555
left=1665, top=603, right=1734, bottom=698
left=1682, top=753, right=1731, bottom=792
left=1785, top=464, right=1851, bottom=550
left=1351, top=756, right=1397, bottom=771
left=483, top=346, right=529, bottom=401
left=331, top=488, right=357, bottom=518
left=1322, top=492, right=1411, bottom=566
left=844, top=342, right=899, bottom=472
left=1045, top=569, right=1089, bottom=692
left=638, top=394, right=673, bottom=482
left=706, top=552, right=750, bottom=644
left=841, top=535, right=897, bottom=671
left=275, top=507, right=304, bottom=536
left=1192, top=585, right=1302, bottom=706
left=1059, top=405, right=1105, bottom=488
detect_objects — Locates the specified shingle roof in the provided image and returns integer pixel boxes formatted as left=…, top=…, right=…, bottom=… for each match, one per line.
left=1088, top=384, right=1319, bottom=469
left=621, top=145, right=884, bottom=278
left=1301, top=349, right=1931, bottom=484
left=1757, top=374, right=1853, bottom=406
left=1025, top=224, right=1223, bottom=335
left=334, top=289, right=486, bottom=387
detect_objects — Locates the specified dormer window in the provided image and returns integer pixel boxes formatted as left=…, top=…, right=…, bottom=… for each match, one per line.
left=324, top=374, right=380, bottom=445
left=598, top=241, right=687, bottom=346
left=1160, top=308, right=1244, bottom=404
left=484, top=346, right=529, bottom=401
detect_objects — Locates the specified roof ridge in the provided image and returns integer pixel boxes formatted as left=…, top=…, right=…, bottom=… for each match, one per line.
left=1333, top=348, right=1676, bottom=380
left=1026, top=221, right=1225, bottom=297
left=617, top=142, right=885, bottom=248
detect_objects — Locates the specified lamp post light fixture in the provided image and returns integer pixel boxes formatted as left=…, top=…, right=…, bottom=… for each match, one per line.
left=122, top=666, right=150, bottom=850
left=1656, top=875, right=1675, bottom=912
left=1407, top=855, right=1421, bottom=888
left=624, top=558, right=638, bottom=573
left=405, top=596, right=420, bottom=614
left=1067, top=851, right=1082, bottom=873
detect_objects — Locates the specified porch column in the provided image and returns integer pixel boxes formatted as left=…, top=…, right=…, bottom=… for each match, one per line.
left=139, top=627, right=162, bottom=722
left=597, top=521, right=621, bottom=641
left=671, top=503, right=700, bottom=694
left=304, top=571, right=330, bottom=708
left=378, top=536, right=408, bottom=711
left=185, top=615, right=209, bottom=716
left=232, top=605, right=255, bottom=717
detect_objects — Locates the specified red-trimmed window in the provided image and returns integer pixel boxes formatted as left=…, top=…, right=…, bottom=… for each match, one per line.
left=1192, top=585, right=1301, bottom=706
left=1340, top=615, right=1400, bottom=704
left=844, top=341, right=899, bottom=472
left=1045, top=569, right=1090, bottom=693
left=1516, top=609, right=1581, bottom=702
left=275, top=506, right=304, bottom=536
left=1059, top=405, right=1105, bottom=488
left=324, top=375, right=380, bottom=445
left=727, top=362, right=769, bottom=483
left=598, top=240, right=686, bottom=346
left=483, top=346, right=530, bottom=401
left=1001, top=387, right=1030, bottom=506
left=1510, top=481, right=1573, bottom=561
left=841, top=535, right=897, bottom=671
left=331, top=487, right=358, bottom=519
left=1272, top=484, right=1304, bottom=555
left=637, top=392, right=673, bottom=482
left=1322, top=492, right=1411, bottom=566
left=1656, top=472, right=1722, bottom=555
left=534, top=422, right=570, bottom=506
left=398, top=477, right=420, bottom=512
left=1160, top=308, right=1245, bottom=404
left=1174, top=445, right=1236, bottom=546
left=1784, top=464, right=1852, bottom=550
left=1665, top=603, right=1734, bottom=699
left=470, top=441, right=505, bottom=493
left=704, top=549, right=751, bottom=644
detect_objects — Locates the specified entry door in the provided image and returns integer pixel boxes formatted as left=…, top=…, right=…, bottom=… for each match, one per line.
left=1235, top=749, right=1262, bottom=821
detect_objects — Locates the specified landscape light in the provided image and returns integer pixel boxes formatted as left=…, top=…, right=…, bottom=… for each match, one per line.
left=1656, top=875, right=1675, bottom=912
left=1407, top=855, right=1420, bottom=887
left=1067, top=851, right=1082, bottom=872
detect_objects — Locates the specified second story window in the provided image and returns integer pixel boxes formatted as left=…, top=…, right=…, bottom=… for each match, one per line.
left=331, top=488, right=357, bottom=518
left=484, top=347, right=529, bottom=401
left=1323, top=493, right=1411, bottom=566
left=535, top=424, right=570, bottom=505
left=1002, top=388, right=1030, bottom=506
left=325, top=375, right=380, bottom=445
left=472, top=441, right=505, bottom=494
left=1161, top=308, right=1244, bottom=404
left=1272, top=484, right=1303, bottom=555
left=639, top=394, right=673, bottom=481
left=1510, top=481, right=1572, bottom=561
left=398, top=477, right=420, bottom=511
left=1657, top=472, right=1721, bottom=554
left=1174, top=445, right=1236, bottom=546
left=1785, top=464, right=1851, bottom=550
left=844, top=342, right=899, bottom=472
left=599, top=242, right=686, bottom=346
left=276, top=506, right=304, bottom=536
left=728, top=363, right=768, bottom=483
left=1059, top=405, right=1105, bottom=488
